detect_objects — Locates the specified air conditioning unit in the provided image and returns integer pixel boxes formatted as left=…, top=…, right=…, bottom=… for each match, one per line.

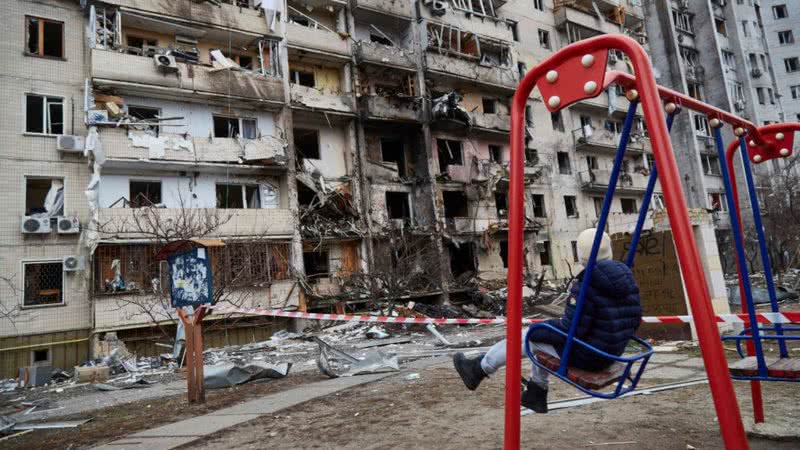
left=154, top=53, right=179, bottom=73
left=21, top=217, right=51, bottom=234
left=56, top=135, right=85, bottom=153
left=63, top=255, right=85, bottom=272
left=57, top=217, right=81, bottom=234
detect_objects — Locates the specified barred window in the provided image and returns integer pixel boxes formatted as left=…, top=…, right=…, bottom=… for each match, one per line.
left=23, top=261, right=64, bottom=307
left=94, top=245, right=160, bottom=294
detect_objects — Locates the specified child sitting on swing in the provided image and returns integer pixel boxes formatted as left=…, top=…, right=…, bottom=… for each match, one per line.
left=453, top=229, right=642, bottom=413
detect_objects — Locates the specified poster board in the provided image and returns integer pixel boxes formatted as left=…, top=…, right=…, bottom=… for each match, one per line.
left=612, top=230, right=691, bottom=340
left=169, top=247, right=214, bottom=308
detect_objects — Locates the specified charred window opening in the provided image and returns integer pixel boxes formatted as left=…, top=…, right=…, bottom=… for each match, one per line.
left=216, top=184, right=261, bottom=209
left=564, top=195, right=578, bottom=218
left=294, top=128, right=320, bottom=160
left=551, top=111, right=564, bottom=132
left=370, top=33, right=393, bottom=46
left=620, top=198, right=638, bottom=214
left=213, top=116, right=257, bottom=139
left=23, top=261, right=63, bottom=307
left=525, top=147, right=538, bottom=165
left=25, top=94, right=63, bottom=135
left=489, top=145, right=502, bottom=163
left=297, top=184, right=316, bottom=207
left=386, top=192, right=411, bottom=220
left=442, top=191, right=468, bottom=218
left=482, top=98, right=496, bottom=114
left=539, top=241, right=551, bottom=266
left=290, top=69, right=315, bottom=87
left=26, top=178, right=64, bottom=216
left=128, top=106, right=161, bottom=136
left=557, top=152, right=571, bottom=174
left=532, top=194, right=546, bottom=218
left=499, top=240, right=509, bottom=268
left=571, top=241, right=579, bottom=263
left=126, top=35, right=158, bottom=57
left=593, top=197, right=604, bottom=217
left=129, top=181, right=162, bottom=208
left=381, top=138, right=407, bottom=177
left=495, top=192, right=508, bottom=218
left=437, top=139, right=463, bottom=173
left=448, top=242, right=476, bottom=278
left=303, top=251, right=330, bottom=278
left=26, top=16, right=64, bottom=58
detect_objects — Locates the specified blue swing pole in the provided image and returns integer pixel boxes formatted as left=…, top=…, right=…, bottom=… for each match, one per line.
left=714, top=126, right=768, bottom=377
left=736, top=136, right=789, bottom=358
left=625, top=112, right=676, bottom=268
left=558, top=99, right=639, bottom=375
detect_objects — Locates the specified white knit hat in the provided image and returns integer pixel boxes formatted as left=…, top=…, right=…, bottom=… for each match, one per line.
left=576, top=228, right=612, bottom=266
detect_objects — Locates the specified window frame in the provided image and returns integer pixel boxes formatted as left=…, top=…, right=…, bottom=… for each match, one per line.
left=784, top=57, right=800, bottom=73
left=772, top=4, right=788, bottom=20
left=212, top=115, right=257, bottom=139
left=216, top=183, right=262, bottom=209
left=25, top=176, right=66, bottom=216
left=129, top=179, right=163, bottom=208
left=25, top=16, right=65, bottom=60
left=21, top=259, right=65, bottom=309
left=24, top=93, right=64, bottom=136
left=778, top=30, right=794, bottom=45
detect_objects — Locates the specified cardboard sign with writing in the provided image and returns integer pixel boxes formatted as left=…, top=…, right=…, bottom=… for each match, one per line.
left=612, top=230, right=691, bottom=340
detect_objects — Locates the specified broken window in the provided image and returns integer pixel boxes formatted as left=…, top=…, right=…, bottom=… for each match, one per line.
left=216, top=184, right=261, bottom=209
left=518, top=62, right=527, bottom=78
left=538, top=241, right=551, bottom=266
left=620, top=198, right=638, bottom=214
left=773, top=4, right=788, bottom=19
left=482, top=98, right=496, bottom=114
left=25, top=94, right=63, bottom=135
left=290, top=69, right=315, bottom=87
left=386, top=192, right=411, bottom=220
left=294, top=128, right=320, bottom=159
left=94, top=244, right=163, bottom=294
left=442, top=191, right=468, bottom=218
left=571, top=241, right=579, bottom=263
left=213, top=116, right=257, bottom=139
left=426, top=23, right=511, bottom=67
left=437, top=139, right=463, bottom=173
left=26, top=178, right=64, bottom=217
left=785, top=57, right=800, bottom=73
left=694, top=114, right=710, bottom=136
left=533, top=0, right=544, bottom=11
left=303, top=251, right=330, bottom=277
left=557, top=152, right=571, bottom=175
left=709, top=192, right=728, bottom=212
left=551, top=111, right=564, bottom=132
left=448, top=242, right=476, bottom=277
left=126, top=35, right=158, bottom=57
left=586, top=155, right=598, bottom=170
left=128, top=106, right=161, bottom=136
left=532, top=194, right=546, bottom=218
left=370, top=32, right=393, bottom=46
left=525, top=147, right=538, bottom=165
left=687, top=83, right=703, bottom=101
left=593, top=197, right=604, bottom=217
left=381, top=138, right=407, bottom=177
left=672, top=10, right=693, bottom=32
left=489, top=145, right=503, bottom=163
left=564, top=195, right=578, bottom=218
left=495, top=192, right=508, bottom=218
left=538, top=29, right=550, bottom=49
left=129, top=180, right=162, bottom=208
left=499, top=240, right=509, bottom=268
left=26, top=16, right=64, bottom=58
left=701, top=154, right=722, bottom=176
left=23, top=261, right=63, bottom=307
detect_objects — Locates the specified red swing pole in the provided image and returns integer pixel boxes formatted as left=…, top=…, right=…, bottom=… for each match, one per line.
left=507, top=34, right=747, bottom=450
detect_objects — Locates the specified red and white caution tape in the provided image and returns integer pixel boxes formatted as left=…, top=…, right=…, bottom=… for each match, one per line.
left=211, top=304, right=800, bottom=325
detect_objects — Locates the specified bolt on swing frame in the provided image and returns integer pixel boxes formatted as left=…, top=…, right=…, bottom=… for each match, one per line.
left=507, top=34, right=750, bottom=450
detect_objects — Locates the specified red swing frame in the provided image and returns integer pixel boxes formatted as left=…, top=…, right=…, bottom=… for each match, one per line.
left=504, top=34, right=771, bottom=450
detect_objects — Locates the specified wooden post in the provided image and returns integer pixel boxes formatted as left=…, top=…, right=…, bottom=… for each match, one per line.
left=177, top=307, right=206, bottom=404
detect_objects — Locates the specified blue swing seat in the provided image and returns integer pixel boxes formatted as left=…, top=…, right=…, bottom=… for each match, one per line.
left=525, top=323, right=654, bottom=398
left=723, top=326, right=800, bottom=382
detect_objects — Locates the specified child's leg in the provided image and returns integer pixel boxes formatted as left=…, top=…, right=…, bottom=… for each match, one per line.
left=528, top=342, right=559, bottom=389
left=480, top=328, right=538, bottom=376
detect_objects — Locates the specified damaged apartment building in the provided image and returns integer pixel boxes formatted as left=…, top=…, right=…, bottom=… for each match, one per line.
left=2, top=0, right=778, bottom=375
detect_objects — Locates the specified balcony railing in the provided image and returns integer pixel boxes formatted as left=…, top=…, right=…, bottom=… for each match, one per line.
left=355, top=41, right=416, bottom=69
left=425, top=52, right=518, bottom=90
left=578, top=169, right=649, bottom=194
left=572, top=127, right=647, bottom=153
left=360, top=95, right=422, bottom=122
left=290, top=84, right=355, bottom=114
left=286, top=21, right=351, bottom=57
left=90, top=49, right=285, bottom=106
left=353, top=0, right=414, bottom=19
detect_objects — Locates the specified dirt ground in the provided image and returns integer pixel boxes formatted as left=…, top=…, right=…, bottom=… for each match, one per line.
left=192, top=362, right=799, bottom=450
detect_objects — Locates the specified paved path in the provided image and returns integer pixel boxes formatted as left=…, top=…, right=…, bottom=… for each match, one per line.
left=93, top=357, right=449, bottom=450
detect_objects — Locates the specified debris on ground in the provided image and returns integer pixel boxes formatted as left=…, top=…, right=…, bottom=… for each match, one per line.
left=365, top=326, right=390, bottom=339
left=204, top=361, right=291, bottom=389
left=314, top=337, right=399, bottom=378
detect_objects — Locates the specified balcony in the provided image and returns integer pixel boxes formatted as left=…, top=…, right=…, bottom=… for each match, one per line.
left=685, top=65, right=706, bottom=83
left=286, top=21, right=351, bottom=58
left=712, top=210, right=731, bottom=229
left=290, top=84, right=356, bottom=114
left=355, top=41, right=417, bottom=70
left=353, top=0, right=414, bottom=19
left=98, top=0, right=276, bottom=37
left=425, top=53, right=519, bottom=91
left=96, top=207, right=295, bottom=240
left=90, top=49, right=285, bottom=107
left=99, top=128, right=287, bottom=168
left=578, top=169, right=648, bottom=195
left=360, top=95, right=423, bottom=122
left=554, top=0, right=644, bottom=30
left=468, top=112, right=511, bottom=134
left=447, top=217, right=493, bottom=234
left=572, top=127, right=647, bottom=154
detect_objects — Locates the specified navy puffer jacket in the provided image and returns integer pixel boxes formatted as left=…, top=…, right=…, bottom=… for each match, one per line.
left=529, top=259, right=642, bottom=371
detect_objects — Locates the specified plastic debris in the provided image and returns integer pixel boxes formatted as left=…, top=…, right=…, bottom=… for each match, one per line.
left=365, top=326, right=390, bottom=339
left=204, top=361, right=291, bottom=389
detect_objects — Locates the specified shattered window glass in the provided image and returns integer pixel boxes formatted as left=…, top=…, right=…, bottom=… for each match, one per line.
left=25, top=94, right=63, bottom=135
left=26, top=16, right=64, bottom=58
left=129, top=181, right=162, bottom=207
